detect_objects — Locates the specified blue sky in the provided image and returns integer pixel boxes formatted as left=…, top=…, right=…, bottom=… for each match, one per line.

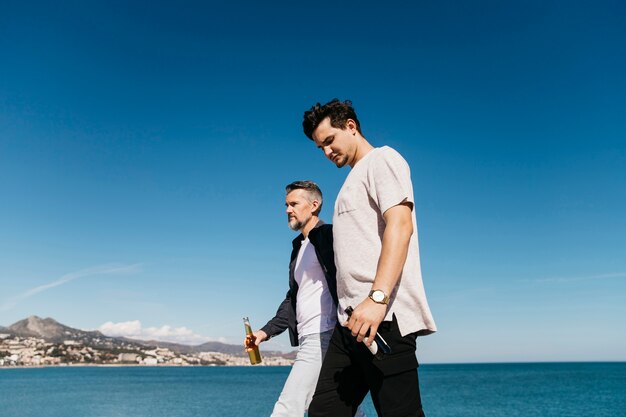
left=1, top=1, right=625, bottom=363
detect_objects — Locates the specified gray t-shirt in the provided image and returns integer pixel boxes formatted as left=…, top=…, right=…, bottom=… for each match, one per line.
left=333, top=146, right=437, bottom=337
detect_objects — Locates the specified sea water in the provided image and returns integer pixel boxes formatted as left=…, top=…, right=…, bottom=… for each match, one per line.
left=1, top=362, right=624, bottom=417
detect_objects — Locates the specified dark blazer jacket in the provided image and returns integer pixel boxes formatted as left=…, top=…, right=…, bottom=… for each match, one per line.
left=260, top=221, right=338, bottom=346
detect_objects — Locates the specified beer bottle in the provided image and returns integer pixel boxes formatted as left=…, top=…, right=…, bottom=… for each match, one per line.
left=243, top=317, right=262, bottom=365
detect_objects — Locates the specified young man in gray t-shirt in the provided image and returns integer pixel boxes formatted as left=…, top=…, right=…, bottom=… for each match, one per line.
left=303, top=99, right=436, bottom=417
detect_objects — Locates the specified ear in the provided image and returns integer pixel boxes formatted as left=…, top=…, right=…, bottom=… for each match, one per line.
left=346, top=118, right=358, bottom=134
left=310, top=199, right=320, bottom=214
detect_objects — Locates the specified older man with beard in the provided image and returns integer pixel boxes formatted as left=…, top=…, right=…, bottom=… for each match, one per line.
left=245, top=180, right=365, bottom=417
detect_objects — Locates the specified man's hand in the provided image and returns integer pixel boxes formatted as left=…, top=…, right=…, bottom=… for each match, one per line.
left=243, top=330, right=267, bottom=350
left=343, top=298, right=387, bottom=346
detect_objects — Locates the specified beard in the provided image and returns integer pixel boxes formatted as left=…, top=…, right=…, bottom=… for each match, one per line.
left=288, top=218, right=302, bottom=231
left=288, top=214, right=310, bottom=231
left=331, top=154, right=348, bottom=168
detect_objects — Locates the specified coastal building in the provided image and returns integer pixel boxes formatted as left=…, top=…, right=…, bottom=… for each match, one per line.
left=118, top=353, right=140, bottom=363
left=1, top=334, right=294, bottom=367
left=142, top=357, right=158, bottom=365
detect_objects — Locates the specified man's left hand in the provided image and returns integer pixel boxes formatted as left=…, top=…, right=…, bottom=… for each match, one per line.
left=343, top=298, right=387, bottom=346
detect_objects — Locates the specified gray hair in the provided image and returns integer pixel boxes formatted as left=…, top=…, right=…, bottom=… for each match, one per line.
left=285, top=180, right=323, bottom=215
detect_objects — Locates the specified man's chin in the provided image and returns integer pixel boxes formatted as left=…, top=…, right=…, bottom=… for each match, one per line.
left=288, top=221, right=301, bottom=231
left=330, top=156, right=345, bottom=168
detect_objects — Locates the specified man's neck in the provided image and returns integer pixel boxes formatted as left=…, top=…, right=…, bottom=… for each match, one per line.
left=349, top=137, right=374, bottom=168
left=300, top=217, right=320, bottom=238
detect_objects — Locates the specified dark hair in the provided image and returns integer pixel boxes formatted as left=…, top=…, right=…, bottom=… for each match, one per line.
left=285, top=180, right=323, bottom=214
left=302, top=98, right=362, bottom=140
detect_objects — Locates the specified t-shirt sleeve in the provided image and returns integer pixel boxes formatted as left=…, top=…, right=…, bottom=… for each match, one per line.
left=367, top=147, right=415, bottom=215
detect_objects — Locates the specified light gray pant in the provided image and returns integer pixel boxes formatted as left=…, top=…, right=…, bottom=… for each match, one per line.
left=271, top=329, right=366, bottom=417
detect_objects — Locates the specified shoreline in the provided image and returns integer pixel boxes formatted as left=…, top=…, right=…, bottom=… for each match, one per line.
left=0, top=361, right=294, bottom=370
left=2, top=360, right=624, bottom=370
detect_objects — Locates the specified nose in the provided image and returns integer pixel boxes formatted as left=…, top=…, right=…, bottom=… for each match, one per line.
left=323, top=145, right=333, bottom=158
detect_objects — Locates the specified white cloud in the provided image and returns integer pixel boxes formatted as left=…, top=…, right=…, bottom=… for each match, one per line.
left=98, top=320, right=222, bottom=345
left=99, top=320, right=142, bottom=337
left=1, top=263, right=142, bottom=311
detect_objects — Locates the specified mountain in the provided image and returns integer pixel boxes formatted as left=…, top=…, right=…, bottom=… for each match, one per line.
left=122, top=338, right=246, bottom=355
left=7, top=316, right=145, bottom=349
left=7, top=316, right=293, bottom=357
left=9, top=316, right=86, bottom=341
left=124, top=338, right=289, bottom=358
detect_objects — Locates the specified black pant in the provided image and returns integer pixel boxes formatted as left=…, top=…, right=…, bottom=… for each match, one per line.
left=308, top=316, right=426, bottom=417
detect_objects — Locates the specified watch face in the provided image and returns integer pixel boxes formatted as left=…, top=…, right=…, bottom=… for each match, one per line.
left=372, top=291, right=384, bottom=302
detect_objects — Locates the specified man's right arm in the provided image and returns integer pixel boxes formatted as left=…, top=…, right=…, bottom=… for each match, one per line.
left=243, top=290, right=291, bottom=347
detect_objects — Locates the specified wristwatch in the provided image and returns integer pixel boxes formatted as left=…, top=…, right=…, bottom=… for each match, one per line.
left=368, top=289, right=389, bottom=305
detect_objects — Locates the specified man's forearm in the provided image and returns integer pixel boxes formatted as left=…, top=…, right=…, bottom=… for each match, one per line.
left=372, top=203, right=413, bottom=296
left=260, top=292, right=291, bottom=338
